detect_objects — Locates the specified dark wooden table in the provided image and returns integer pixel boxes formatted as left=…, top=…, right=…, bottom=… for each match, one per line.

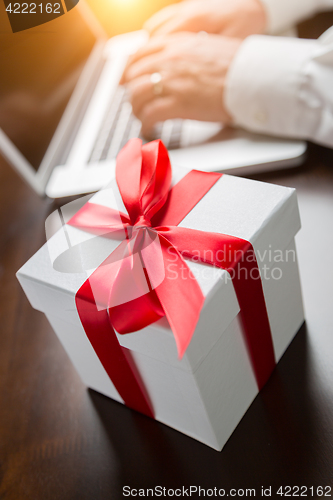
left=1, top=14, right=333, bottom=500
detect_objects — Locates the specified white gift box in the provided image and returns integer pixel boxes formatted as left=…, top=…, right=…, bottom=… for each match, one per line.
left=17, top=170, right=304, bottom=451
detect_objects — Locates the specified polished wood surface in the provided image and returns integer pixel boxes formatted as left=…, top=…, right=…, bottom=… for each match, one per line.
left=1, top=15, right=333, bottom=500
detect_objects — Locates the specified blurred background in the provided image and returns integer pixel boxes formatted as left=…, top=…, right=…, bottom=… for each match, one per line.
left=0, top=0, right=179, bottom=171
left=85, top=0, right=180, bottom=36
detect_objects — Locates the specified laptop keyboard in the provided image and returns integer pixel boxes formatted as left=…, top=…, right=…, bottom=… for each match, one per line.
left=89, top=86, right=183, bottom=163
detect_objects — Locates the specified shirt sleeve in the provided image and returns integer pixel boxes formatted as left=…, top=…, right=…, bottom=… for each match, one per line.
left=224, top=30, right=333, bottom=148
left=260, top=0, right=333, bottom=34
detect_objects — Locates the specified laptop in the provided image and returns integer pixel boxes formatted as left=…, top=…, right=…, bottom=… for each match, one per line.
left=0, top=1, right=306, bottom=198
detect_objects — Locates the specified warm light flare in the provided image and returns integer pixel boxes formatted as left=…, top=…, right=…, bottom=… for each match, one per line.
left=85, top=0, right=179, bottom=36
left=111, top=0, right=139, bottom=4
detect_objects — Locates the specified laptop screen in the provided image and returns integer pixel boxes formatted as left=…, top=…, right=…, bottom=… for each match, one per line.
left=0, top=7, right=97, bottom=170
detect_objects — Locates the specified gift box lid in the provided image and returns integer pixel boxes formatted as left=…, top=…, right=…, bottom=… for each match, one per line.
left=17, top=168, right=301, bottom=373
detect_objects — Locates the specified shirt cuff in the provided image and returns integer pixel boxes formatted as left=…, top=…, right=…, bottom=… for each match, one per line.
left=224, top=35, right=319, bottom=140
left=260, top=0, right=317, bottom=34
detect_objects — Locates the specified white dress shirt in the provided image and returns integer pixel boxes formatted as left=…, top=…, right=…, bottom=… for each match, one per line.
left=225, top=0, right=333, bottom=148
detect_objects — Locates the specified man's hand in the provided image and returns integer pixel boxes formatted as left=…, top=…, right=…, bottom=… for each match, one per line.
left=144, top=0, right=266, bottom=39
left=121, top=33, right=242, bottom=137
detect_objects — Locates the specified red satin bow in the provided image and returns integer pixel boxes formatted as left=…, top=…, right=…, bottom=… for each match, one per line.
left=70, top=139, right=276, bottom=418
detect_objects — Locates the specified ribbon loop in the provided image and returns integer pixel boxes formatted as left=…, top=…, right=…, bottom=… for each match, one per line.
left=116, top=139, right=172, bottom=226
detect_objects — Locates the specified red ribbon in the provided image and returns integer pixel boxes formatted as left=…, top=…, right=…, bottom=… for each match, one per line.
left=69, top=139, right=276, bottom=418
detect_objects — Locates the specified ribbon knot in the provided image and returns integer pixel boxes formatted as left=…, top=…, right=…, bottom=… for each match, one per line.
left=133, top=215, right=152, bottom=228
